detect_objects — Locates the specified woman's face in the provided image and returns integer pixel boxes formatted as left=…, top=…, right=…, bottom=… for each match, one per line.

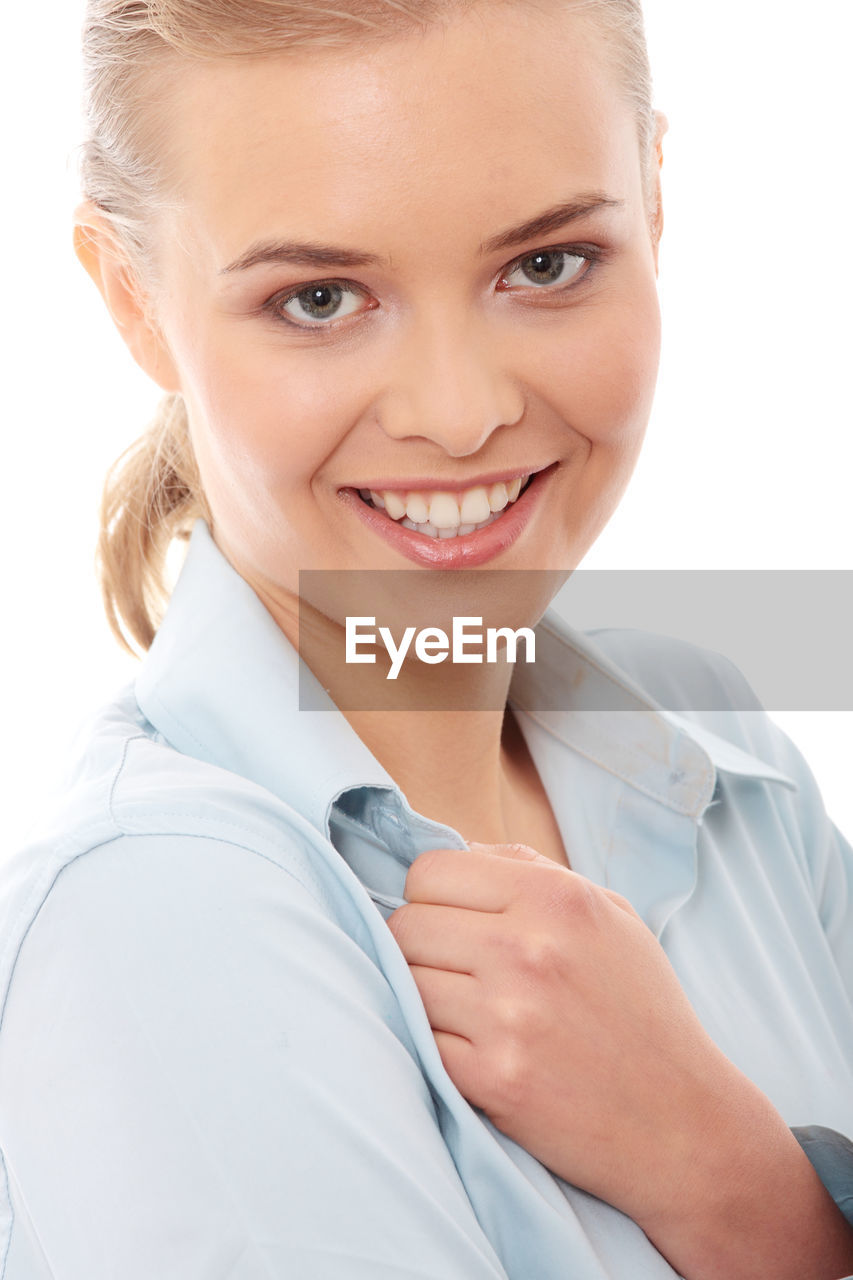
left=144, top=2, right=662, bottom=626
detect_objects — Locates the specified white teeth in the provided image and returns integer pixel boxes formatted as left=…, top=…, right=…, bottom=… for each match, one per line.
left=429, top=492, right=463, bottom=529
left=459, top=486, right=491, bottom=525
left=487, top=482, right=509, bottom=513
left=401, top=518, right=440, bottom=538
left=473, top=512, right=500, bottom=532
left=406, top=493, right=430, bottom=524
left=361, top=474, right=531, bottom=536
left=383, top=491, right=408, bottom=520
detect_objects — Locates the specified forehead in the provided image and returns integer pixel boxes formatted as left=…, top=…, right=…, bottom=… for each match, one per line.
left=161, top=4, right=641, bottom=269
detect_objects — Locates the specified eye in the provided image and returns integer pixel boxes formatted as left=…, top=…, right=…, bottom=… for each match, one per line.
left=275, top=281, right=369, bottom=327
left=500, top=248, right=591, bottom=291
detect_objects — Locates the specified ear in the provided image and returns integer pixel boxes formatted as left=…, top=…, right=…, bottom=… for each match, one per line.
left=648, top=110, right=668, bottom=274
left=73, top=200, right=182, bottom=393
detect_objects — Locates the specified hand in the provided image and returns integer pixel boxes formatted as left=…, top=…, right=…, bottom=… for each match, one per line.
left=387, top=841, right=730, bottom=1219
left=386, top=843, right=853, bottom=1278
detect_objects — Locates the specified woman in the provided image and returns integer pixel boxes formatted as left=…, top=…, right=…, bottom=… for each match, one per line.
left=0, top=0, right=851, bottom=1276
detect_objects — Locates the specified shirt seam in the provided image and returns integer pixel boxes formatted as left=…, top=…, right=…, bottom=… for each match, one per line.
left=330, top=803, right=389, bottom=840
left=109, top=734, right=341, bottom=912
left=0, top=827, right=335, bottom=1043
left=107, top=731, right=145, bottom=820
left=134, top=686, right=212, bottom=761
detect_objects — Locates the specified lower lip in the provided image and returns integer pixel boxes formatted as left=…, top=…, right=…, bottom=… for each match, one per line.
left=337, top=465, right=558, bottom=568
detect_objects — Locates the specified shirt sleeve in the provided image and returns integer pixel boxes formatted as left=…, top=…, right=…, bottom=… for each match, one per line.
left=792, top=1126, right=853, bottom=1229
left=754, top=717, right=853, bottom=994
left=786, top=763, right=853, bottom=996
left=702, top=656, right=853, bottom=1238
left=772, top=735, right=853, bottom=1232
left=710, top=651, right=853, bottom=996
left=0, top=833, right=509, bottom=1280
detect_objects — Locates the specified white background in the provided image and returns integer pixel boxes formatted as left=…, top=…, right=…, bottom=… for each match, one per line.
left=2, top=0, right=851, bottom=853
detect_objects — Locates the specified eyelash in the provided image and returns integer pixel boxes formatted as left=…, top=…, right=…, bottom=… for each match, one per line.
left=261, top=242, right=608, bottom=333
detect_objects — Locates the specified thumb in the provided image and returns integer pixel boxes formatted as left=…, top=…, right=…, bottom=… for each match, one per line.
left=466, top=840, right=554, bottom=866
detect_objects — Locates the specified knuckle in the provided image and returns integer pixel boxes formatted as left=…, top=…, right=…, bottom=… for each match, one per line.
left=495, top=994, right=535, bottom=1038
left=516, top=931, right=561, bottom=976
left=606, top=889, right=641, bottom=919
left=549, top=873, right=603, bottom=924
left=612, top=890, right=637, bottom=921
left=452, top=1041, right=497, bottom=1114
left=489, top=1042, right=532, bottom=1113
left=488, top=922, right=563, bottom=979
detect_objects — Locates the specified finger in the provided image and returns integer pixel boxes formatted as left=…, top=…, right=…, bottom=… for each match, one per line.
left=599, top=887, right=642, bottom=920
left=387, top=902, right=493, bottom=971
left=467, top=840, right=554, bottom=867
left=404, top=847, right=543, bottom=911
left=408, top=964, right=482, bottom=1038
left=432, top=1030, right=489, bottom=1110
left=465, top=844, right=641, bottom=920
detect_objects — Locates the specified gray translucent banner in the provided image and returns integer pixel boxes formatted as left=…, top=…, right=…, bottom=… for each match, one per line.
left=297, top=570, right=853, bottom=711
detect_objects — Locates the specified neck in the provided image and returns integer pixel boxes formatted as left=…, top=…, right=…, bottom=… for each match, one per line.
left=345, top=705, right=519, bottom=841
left=248, top=573, right=543, bottom=842
left=312, top=624, right=523, bottom=839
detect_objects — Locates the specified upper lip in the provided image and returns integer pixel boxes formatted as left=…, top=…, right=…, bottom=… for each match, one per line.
left=343, top=462, right=554, bottom=493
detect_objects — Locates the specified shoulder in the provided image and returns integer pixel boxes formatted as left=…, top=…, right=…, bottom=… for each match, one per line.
left=3, top=681, right=332, bottom=894
left=0, top=684, right=370, bottom=1039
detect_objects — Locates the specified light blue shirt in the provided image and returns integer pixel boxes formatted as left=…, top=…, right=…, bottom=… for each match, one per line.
left=1, top=518, right=852, bottom=1278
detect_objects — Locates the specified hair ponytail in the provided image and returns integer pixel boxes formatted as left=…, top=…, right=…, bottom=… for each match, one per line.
left=96, top=391, right=209, bottom=654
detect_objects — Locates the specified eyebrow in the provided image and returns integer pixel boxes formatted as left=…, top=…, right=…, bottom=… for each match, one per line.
left=480, top=193, right=623, bottom=255
left=218, top=192, right=623, bottom=275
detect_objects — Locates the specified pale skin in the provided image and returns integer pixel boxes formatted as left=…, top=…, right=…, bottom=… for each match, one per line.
left=74, top=3, right=853, bottom=1275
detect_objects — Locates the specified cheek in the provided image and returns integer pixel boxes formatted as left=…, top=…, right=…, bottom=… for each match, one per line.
left=168, top=316, right=372, bottom=587
left=525, top=273, right=661, bottom=553
left=179, top=328, right=364, bottom=512
left=540, top=280, right=661, bottom=450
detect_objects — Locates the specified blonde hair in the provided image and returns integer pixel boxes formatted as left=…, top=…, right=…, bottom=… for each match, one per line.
left=80, top=0, right=656, bottom=654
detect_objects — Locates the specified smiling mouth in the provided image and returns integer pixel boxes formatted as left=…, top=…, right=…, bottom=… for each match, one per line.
left=356, top=474, right=535, bottom=540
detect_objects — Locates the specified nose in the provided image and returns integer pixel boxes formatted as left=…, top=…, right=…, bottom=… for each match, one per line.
left=375, top=310, right=525, bottom=456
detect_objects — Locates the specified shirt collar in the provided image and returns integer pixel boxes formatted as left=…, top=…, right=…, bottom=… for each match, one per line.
left=135, top=519, right=796, bottom=839
left=135, top=522, right=396, bottom=838
left=507, top=612, right=797, bottom=819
